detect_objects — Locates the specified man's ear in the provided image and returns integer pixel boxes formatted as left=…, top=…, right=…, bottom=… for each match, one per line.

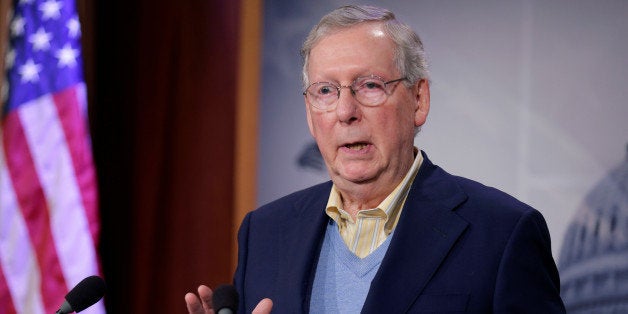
left=414, top=79, right=430, bottom=127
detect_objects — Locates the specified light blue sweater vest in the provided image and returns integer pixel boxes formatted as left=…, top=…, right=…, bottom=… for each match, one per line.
left=309, top=220, right=393, bottom=313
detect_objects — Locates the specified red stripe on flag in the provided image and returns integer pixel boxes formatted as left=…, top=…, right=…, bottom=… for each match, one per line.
left=52, top=87, right=100, bottom=246
left=0, top=266, right=17, bottom=314
left=2, top=111, right=68, bottom=313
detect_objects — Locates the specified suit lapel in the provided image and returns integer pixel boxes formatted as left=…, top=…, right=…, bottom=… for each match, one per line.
left=362, top=155, right=469, bottom=313
left=274, top=182, right=331, bottom=313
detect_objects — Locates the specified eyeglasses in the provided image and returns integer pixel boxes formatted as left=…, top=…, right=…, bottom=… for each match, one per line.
left=303, top=75, right=407, bottom=110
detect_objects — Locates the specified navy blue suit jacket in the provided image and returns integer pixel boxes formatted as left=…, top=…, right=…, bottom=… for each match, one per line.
left=234, top=152, right=565, bottom=313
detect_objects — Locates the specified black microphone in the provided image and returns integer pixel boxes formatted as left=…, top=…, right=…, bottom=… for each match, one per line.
left=212, top=284, right=239, bottom=314
left=55, top=275, right=106, bottom=314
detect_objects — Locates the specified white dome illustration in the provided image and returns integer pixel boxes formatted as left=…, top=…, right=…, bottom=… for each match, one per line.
left=558, top=145, right=628, bottom=313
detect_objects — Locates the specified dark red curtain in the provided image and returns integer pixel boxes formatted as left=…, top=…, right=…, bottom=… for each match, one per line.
left=84, top=1, right=241, bottom=312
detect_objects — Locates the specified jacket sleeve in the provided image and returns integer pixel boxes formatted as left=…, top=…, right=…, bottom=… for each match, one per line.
left=493, top=209, right=566, bottom=313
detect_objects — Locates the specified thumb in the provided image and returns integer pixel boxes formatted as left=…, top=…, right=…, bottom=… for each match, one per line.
left=252, top=298, right=273, bottom=314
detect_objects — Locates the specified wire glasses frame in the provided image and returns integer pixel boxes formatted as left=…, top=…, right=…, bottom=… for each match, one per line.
left=303, top=75, right=407, bottom=110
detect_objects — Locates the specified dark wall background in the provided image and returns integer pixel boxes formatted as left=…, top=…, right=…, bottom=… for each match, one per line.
left=81, top=1, right=241, bottom=312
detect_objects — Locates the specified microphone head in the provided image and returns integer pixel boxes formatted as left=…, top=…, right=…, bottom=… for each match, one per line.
left=65, top=275, right=106, bottom=312
left=212, top=284, right=238, bottom=313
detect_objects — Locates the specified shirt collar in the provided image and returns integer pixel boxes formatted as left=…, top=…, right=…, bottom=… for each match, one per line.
left=325, top=147, right=423, bottom=230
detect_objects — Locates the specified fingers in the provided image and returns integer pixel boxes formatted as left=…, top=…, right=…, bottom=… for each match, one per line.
left=186, top=285, right=271, bottom=314
left=252, top=298, right=273, bottom=314
left=185, top=292, right=205, bottom=314
left=184, top=285, right=214, bottom=314
left=197, top=285, right=213, bottom=312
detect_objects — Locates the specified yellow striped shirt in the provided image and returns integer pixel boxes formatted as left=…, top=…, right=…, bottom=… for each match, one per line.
left=325, top=149, right=423, bottom=258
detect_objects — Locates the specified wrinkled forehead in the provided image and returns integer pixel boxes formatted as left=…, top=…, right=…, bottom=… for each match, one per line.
left=307, top=24, right=398, bottom=81
left=309, top=21, right=390, bottom=55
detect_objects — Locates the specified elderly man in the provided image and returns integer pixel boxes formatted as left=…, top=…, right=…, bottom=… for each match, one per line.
left=186, top=5, right=565, bottom=313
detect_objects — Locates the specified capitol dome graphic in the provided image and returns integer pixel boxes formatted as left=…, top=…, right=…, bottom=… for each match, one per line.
left=558, top=146, right=628, bottom=313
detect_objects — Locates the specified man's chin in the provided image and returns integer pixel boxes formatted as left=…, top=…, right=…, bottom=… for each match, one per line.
left=334, top=170, right=378, bottom=186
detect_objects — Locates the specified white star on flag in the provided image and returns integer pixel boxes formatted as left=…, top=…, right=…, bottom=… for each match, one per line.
left=55, top=43, right=80, bottom=68
left=39, top=0, right=64, bottom=20
left=67, top=17, right=81, bottom=38
left=5, top=49, right=16, bottom=69
left=11, top=15, right=26, bottom=37
left=29, top=27, right=53, bottom=51
left=18, top=59, right=43, bottom=83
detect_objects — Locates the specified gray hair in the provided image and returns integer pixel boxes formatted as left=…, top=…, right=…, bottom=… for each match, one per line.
left=300, top=5, right=429, bottom=90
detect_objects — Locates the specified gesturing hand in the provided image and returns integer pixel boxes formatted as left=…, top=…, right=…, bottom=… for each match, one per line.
left=185, top=285, right=214, bottom=314
left=185, top=285, right=273, bottom=314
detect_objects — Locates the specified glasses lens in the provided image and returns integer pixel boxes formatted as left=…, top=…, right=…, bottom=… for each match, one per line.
left=306, top=82, right=337, bottom=109
left=353, top=76, right=387, bottom=106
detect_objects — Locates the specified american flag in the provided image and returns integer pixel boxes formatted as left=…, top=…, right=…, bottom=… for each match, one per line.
left=0, top=0, right=104, bottom=313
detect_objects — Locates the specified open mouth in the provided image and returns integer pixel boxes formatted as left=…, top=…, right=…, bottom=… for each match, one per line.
left=344, top=142, right=369, bottom=151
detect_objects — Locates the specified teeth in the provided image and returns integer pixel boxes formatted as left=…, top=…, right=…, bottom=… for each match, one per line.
left=346, top=143, right=367, bottom=150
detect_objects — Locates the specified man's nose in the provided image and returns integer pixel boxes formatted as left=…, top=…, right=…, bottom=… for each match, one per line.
left=335, top=86, right=360, bottom=123
left=337, top=85, right=355, bottom=96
